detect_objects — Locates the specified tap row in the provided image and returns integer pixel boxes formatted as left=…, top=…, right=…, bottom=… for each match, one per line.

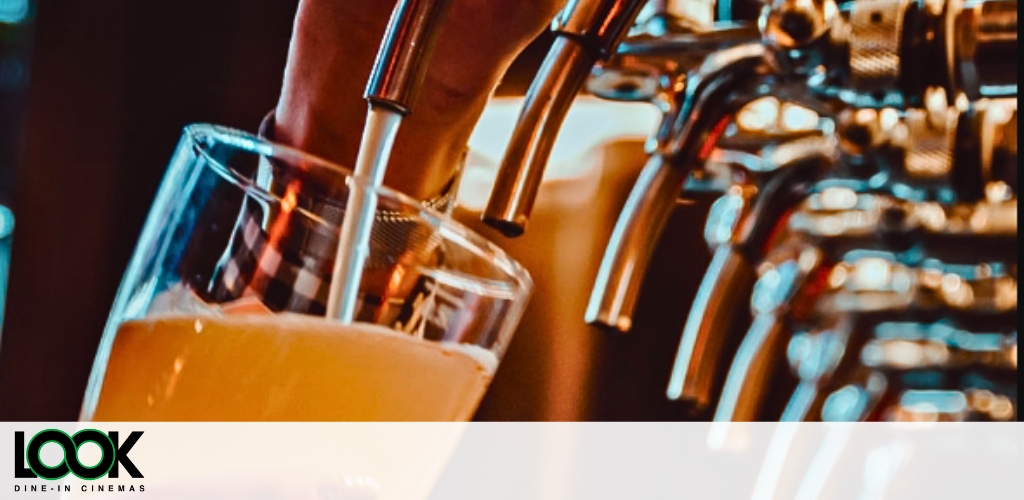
left=490, top=0, right=1016, bottom=421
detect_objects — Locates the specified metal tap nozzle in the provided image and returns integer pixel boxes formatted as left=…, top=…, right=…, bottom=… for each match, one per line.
left=713, top=247, right=824, bottom=423
left=585, top=154, right=689, bottom=331
left=483, top=0, right=648, bottom=236
left=667, top=138, right=834, bottom=404
left=364, top=0, right=455, bottom=114
left=586, top=43, right=769, bottom=332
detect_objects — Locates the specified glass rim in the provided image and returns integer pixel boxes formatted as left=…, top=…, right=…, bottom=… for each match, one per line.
left=182, top=123, right=533, bottom=295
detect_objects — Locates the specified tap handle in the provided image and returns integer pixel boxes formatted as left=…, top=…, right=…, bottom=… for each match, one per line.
left=365, top=0, right=454, bottom=114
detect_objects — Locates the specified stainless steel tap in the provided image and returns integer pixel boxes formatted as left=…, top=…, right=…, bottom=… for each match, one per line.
left=363, top=0, right=455, bottom=115
left=472, top=0, right=1018, bottom=424
left=667, top=138, right=835, bottom=405
left=703, top=119, right=1021, bottom=422
left=739, top=241, right=1017, bottom=423
left=794, top=255, right=1018, bottom=422
left=716, top=196, right=1019, bottom=423
left=668, top=94, right=1017, bottom=410
left=483, top=0, right=649, bottom=237
left=779, top=0, right=1020, bottom=103
left=582, top=0, right=1012, bottom=336
left=481, top=0, right=765, bottom=238
left=587, top=43, right=770, bottom=334
left=711, top=242, right=827, bottom=423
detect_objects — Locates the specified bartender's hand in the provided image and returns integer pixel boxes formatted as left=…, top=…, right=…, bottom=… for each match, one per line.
left=274, top=0, right=565, bottom=200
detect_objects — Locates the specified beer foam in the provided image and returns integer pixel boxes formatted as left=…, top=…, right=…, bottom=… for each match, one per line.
left=275, top=313, right=500, bottom=375
left=200, top=311, right=500, bottom=375
left=147, top=287, right=500, bottom=375
left=439, top=342, right=499, bottom=376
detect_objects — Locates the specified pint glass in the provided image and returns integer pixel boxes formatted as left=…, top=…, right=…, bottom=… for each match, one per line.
left=80, top=124, right=532, bottom=422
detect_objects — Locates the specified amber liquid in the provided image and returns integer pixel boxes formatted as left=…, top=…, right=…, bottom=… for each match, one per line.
left=90, top=315, right=496, bottom=421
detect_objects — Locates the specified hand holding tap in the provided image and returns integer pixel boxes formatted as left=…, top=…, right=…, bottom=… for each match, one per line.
left=272, top=0, right=565, bottom=200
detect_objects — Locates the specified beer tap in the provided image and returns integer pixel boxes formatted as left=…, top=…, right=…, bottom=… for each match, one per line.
left=669, top=94, right=1016, bottom=409
left=710, top=241, right=831, bottom=423
left=586, top=43, right=773, bottom=332
left=483, top=0, right=772, bottom=238
left=665, top=135, right=836, bottom=405
left=483, top=0, right=649, bottom=237
left=583, top=0, right=1014, bottom=309
left=580, top=3, right=780, bottom=334
left=715, top=197, right=1018, bottom=423
left=661, top=106, right=854, bottom=407
left=762, top=0, right=1019, bottom=104
left=576, top=2, right=865, bottom=335
left=705, top=99, right=1018, bottom=422
left=582, top=0, right=1016, bottom=336
left=799, top=255, right=1017, bottom=423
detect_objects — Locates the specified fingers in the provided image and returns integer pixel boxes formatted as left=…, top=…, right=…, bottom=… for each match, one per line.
left=274, top=0, right=566, bottom=199
left=274, top=0, right=393, bottom=185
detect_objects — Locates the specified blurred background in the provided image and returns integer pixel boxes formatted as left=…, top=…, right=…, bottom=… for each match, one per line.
left=0, top=0, right=716, bottom=421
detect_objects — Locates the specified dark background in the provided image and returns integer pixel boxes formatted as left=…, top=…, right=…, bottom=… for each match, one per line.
left=0, top=0, right=300, bottom=419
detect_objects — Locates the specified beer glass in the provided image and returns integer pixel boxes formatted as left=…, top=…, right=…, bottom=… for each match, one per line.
left=80, top=124, right=532, bottom=422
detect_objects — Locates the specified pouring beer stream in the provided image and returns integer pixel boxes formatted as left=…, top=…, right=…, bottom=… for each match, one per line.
left=328, top=0, right=455, bottom=323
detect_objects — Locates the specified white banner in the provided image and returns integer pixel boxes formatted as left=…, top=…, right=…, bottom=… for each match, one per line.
left=1, top=423, right=1017, bottom=499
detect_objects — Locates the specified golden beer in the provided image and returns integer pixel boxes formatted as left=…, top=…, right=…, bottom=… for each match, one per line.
left=91, top=315, right=496, bottom=421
